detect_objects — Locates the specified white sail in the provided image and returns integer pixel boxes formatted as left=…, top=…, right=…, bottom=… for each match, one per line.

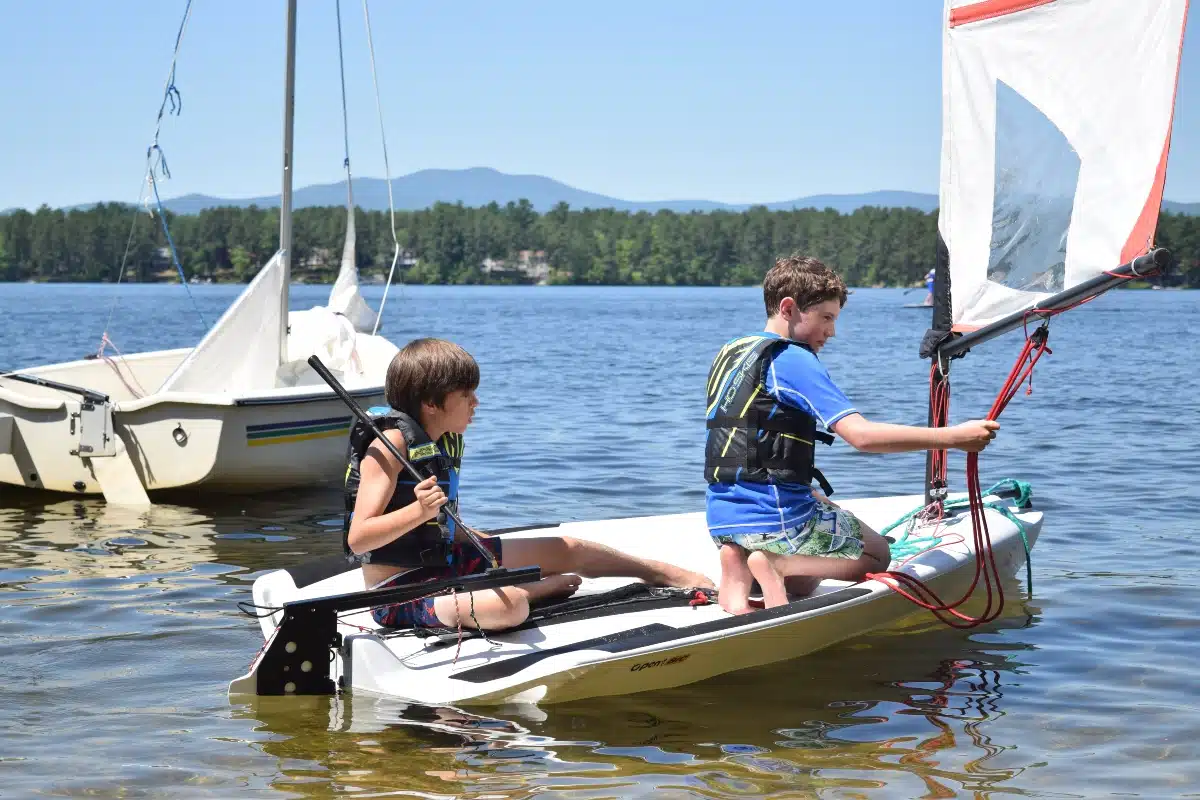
left=939, top=0, right=1189, bottom=329
left=327, top=186, right=381, bottom=334
left=158, top=251, right=286, bottom=394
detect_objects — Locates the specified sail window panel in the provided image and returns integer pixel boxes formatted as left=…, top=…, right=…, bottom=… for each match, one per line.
left=986, top=79, right=1080, bottom=294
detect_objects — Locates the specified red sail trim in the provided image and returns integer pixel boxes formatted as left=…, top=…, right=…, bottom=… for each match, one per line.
left=1121, top=0, right=1190, bottom=263
left=949, top=0, right=1057, bottom=27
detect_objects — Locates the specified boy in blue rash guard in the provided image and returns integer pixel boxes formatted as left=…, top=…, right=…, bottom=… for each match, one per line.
left=704, top=256, right=1001, bottom=615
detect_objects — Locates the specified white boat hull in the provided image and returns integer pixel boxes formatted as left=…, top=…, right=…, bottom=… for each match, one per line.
left=0, top=329, right=397, bottom=496
left=230, top=492, right=1042, bottom=706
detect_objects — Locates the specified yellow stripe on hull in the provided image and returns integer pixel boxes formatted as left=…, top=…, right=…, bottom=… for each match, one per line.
left=247, top=428, right=349, bottom=447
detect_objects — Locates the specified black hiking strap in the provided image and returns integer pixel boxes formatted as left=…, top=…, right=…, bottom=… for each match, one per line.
left=392, top=584, right=715, bottom=642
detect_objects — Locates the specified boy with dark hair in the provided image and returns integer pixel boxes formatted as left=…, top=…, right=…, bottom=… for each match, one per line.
left=346, top=337, right=712, bottom=632
left=705, top=256, right=999, bottom=615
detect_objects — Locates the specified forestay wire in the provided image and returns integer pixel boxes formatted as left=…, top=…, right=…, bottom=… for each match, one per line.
left=335, top=0, right=356, bottom=255
left=361, top=0, right=404, bottom=336
left=143, top=0, right=207, bottom=328
left=103, top=0, right=207, bottom=353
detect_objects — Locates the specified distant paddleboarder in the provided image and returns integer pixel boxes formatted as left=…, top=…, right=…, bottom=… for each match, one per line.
left=923, top=268, right=935, bottom=307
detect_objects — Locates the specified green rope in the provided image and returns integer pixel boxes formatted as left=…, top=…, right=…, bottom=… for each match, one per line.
left=881, top=479, right=1033, bottom=595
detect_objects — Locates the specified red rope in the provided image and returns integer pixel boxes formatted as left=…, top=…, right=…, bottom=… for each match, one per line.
left=865, top=259, right=1158, bottom=627
left=866, top=328, right=1052, bottom=628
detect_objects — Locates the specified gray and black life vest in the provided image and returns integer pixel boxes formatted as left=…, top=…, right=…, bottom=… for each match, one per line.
left=343, top=408, right=463, bottom=567
left=705, top=335, right=835, bottom=494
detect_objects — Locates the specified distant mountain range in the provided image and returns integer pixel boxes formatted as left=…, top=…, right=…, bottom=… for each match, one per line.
left=4, top=166, right=1198, bottom=215
left=153, top=169, right=945, bottom=215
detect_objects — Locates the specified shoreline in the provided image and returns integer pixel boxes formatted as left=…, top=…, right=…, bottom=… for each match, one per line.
left=1, top=279, right=1191, bottom=290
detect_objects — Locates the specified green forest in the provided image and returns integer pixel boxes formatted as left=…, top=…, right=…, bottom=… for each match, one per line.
left=1, top=200, right=1197, bottom=287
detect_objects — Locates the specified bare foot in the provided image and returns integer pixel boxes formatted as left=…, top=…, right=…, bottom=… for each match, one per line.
left=525, top=573, right=582, bottom=602
left=718, top=545, right=755, bottom=615
left=644, top=559, right=716, bottom=591
left=747, top=551, right=789, bottom=608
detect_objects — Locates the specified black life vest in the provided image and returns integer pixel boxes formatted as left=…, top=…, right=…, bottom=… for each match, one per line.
left=343, top=407, right=464, bottom=568
left=705, top=334, right=835, bottom=495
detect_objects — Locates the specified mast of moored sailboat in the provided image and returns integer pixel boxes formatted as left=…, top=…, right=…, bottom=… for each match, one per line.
left=278, top=0, right=297, bottom=366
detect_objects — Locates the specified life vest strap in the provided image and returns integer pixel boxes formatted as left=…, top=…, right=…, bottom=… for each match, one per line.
left=707, top=413, right=797, bottom=433
left=708, top=414, right=837, bottom=445
left=812, top=467, right=834, bottom=497
left=703, top=460, right=834, bottom=497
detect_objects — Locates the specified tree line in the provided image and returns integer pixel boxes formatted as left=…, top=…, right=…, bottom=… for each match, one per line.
left=1, top=200, right=1197, bottom=287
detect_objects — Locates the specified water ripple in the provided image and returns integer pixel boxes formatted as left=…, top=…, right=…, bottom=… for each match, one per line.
left=1, top=284, right=1197, bottom=795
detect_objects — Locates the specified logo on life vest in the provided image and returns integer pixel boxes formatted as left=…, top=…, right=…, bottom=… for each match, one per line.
left=719, top=346, right=759, bottom=415
left=629, top=653, right=691, bottom=672
left=408, top=442, right=440, bottom=461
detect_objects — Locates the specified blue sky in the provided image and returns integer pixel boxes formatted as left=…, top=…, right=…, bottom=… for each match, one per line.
left=3, top=0, right=1198, bottom=210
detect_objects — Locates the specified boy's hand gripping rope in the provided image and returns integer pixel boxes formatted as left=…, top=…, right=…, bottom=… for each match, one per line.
left=865, top=254, right=1162, bottom=628
left=865, top=326, right=1052, bottom=628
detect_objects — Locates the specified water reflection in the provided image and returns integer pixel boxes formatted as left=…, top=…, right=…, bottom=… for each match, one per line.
left=3, top=286, right=1199, bottom=794
left=0, top=484, right=1047, bottom=797
left=0, top=487, right=345, bottom=583
left=234, top=599, right=1039, bottom=798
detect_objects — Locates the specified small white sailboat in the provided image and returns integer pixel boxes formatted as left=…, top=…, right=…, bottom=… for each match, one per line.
left=230, top=0, right=1187, bottom=706
left=0, top=2, right=400, bottom=505
left=230, top=495, right=1042, bottom=706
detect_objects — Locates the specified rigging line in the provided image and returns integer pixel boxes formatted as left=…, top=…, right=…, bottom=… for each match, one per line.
left=99, top=205, right=145, bottom=348
left=101, top=0, right=207, bottom=346
left=333, top=0, right=373, bottom=365
left=152, top=0, right=194, bottom=146
left=868, top=331, right=1051, bottom=628
left=102, top=0, right=197, bottom=345
left=144, top=0, right=205, bottom=328
left=147, top=165, right=207, bottom=329
left=145, top=0, right=193, bottom=168
left=361, top=0, right=403, bottom=336
left=336, top=0, right=354, bottom=205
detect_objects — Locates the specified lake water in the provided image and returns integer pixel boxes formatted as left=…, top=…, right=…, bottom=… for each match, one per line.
left=2, top=282, right=1198, bottom=797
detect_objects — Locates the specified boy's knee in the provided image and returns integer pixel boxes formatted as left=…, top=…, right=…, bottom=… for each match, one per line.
left=553, top=535, right=583, bottom=564
left=747, top=551, right=787, bottom=589
left=862, top=532, right=892, bottom=568
left=720, top=543, right=747, bottom=561
left=494, top=589, right=530, bottom=629
left=435, top=588, right=530, bottom=630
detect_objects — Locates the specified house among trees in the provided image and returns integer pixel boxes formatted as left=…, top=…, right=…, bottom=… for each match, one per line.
left=480, top=249, right=551, bottom=284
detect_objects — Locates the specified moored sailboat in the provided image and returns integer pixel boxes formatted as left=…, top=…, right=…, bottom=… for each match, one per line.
left=0, top=0, right=402, bottom=504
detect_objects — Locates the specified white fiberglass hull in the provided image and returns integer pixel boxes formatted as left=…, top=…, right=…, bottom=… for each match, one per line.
left=230, top=492, right=1042, bottom=706
left=0, top=332, right=396, bottom=496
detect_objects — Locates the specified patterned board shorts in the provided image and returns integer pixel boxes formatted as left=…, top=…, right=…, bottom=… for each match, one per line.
left=371, top=536, right=504, bottom=629
left=712, top=499, right=865, bottom=560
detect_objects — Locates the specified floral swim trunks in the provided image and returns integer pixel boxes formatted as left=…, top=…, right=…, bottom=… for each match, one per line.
left=711, top=499, right=865, bottom=560
left=370, top=536, right=504, bottom=629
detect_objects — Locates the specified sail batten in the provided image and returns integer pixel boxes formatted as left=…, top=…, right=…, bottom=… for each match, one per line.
left=939, top=0, right=1189, bottom=329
